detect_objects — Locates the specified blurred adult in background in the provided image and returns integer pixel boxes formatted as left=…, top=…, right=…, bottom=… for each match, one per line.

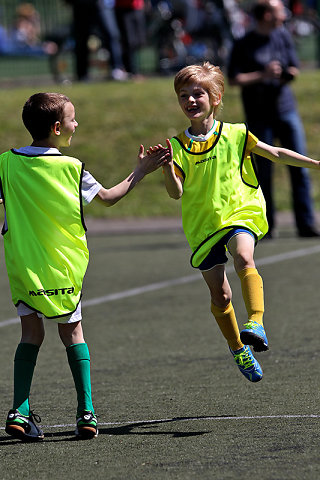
left=115, top=0, right=147, bottom=77
left=0, top=20, right=11, bottom=54
left=7, top=3, right=57, bottom=56
left=65, top=0, right=127, bottom=81
left=228, top=0, right=319, bottom=238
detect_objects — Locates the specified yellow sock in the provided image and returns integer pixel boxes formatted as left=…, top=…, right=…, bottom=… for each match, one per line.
left=211, top=301, right=243, bottom=351
left=238, top=268, right=264, bottom=326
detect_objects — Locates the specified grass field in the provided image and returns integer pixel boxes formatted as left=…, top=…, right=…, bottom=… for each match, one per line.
left=0, top=221, right=319, bottom=479
left=0, top=69, right=319, bottom=218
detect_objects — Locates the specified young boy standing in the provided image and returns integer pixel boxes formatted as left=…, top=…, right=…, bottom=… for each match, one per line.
left=1, top=92, right=170, bottom=441
left=161, top=62, right=320, bottom=382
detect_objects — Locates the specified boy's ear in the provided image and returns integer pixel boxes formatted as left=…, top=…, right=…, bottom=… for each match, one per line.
left=213, top=92, right=222, bottom=106
left=53, top=121, right=61, bottom=136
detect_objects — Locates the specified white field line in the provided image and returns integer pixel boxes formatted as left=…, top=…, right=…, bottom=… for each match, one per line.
left=1, top=244, right=320, bottom=328
left=0, top=413, right=319, bottom=431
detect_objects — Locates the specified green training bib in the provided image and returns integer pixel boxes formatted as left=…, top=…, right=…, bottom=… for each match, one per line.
left=0, top=150, right=89, bottom=318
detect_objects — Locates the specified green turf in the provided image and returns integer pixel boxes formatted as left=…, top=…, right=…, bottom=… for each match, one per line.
left=0, top=225, right=319, bottom=479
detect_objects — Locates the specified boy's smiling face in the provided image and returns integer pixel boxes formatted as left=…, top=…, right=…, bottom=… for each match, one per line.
left=56, top=102, right=78, bottom=147
left=177, top=83, right=213, bottom=122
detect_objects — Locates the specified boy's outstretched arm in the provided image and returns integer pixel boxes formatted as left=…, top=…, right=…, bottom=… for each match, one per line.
left=162, top=139, right=184, bottom=199
left=253, top=141, right=320, bottom=169
left=96, top=144, right=170, bottom=206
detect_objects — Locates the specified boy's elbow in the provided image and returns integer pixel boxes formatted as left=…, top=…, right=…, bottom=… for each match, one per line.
left=169, top=189, right=183, bottom=200
left=96, top=187, right=115, bottom=207
left=176, top=192, right=183, bottom=200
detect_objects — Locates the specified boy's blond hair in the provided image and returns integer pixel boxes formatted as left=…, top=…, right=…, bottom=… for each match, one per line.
left=174, top=62, right=224, bottom=114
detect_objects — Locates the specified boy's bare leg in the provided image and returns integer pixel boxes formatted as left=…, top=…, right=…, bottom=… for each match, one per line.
left=20, top=313, right=45, bottom=346
left=58, top=319, right=84, bottom=347
left=228, top=232, right=256, bottom=272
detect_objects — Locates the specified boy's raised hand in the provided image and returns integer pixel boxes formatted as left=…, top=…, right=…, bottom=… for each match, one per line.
left=164, top=138, right=173, bottom=165
left=138, top=141, right=171, bottom=174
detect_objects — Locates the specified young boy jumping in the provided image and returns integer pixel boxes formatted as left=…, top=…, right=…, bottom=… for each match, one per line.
left=1, top=92, right=170, bottom=441
left=159, top=62, right=320, bottom=382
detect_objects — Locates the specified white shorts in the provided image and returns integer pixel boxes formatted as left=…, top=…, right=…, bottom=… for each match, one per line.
left=17, top=302, right=82, bottom=324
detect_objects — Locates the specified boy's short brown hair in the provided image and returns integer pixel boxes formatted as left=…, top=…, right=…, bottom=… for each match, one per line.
left=174, top=62, right=224, bottom=113
left=22, top=92, right=71, bottom=141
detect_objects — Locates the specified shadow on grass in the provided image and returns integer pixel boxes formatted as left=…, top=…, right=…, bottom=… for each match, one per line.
left=98, top=415, right=234, bottom=437
left=0, top=415, right=237, bottom=443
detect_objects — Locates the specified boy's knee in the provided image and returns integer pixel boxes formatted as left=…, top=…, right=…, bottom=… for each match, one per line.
left=20, top=313, right=45, bottom=346
left=211, top=292, right=232, bottom=309
left=20, top=331, right=44, bottom=347
left=233, top=252, right=255, bottom=272
left=58, top=320, right=84, bottom=347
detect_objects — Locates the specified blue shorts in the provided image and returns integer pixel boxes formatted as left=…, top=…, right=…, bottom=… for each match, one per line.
left=198, top=228, right=255, bottom=271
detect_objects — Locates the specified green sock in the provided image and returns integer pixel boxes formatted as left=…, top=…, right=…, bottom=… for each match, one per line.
left=13, top=343, right=39, bottom=416
left=66, top=343, right=94, bottom=416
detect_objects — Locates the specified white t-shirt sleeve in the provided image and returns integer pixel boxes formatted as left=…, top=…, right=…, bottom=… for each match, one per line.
left=82, top=170, right=102, bottom=205
left=0, top=170, right=102, bottom=204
